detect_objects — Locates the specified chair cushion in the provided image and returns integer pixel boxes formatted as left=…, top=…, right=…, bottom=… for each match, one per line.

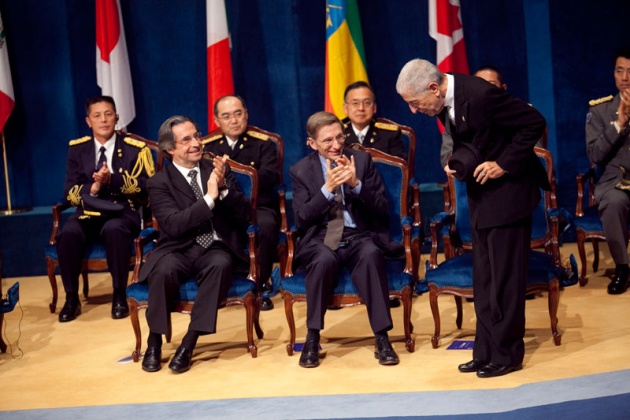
left=574, top=206, right=603, bottom=232
left=126, top=273, right=256, bottom=304
left=425, top=251, right=577, bottom=290
left=279, top=258, right=413, bottom=297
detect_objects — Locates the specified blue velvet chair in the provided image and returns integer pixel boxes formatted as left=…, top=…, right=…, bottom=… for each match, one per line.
left=125, top=152, right=263, bottom=362
left=44, top=132, right=161, bottom=313
left=574, top=164, right=630, bottom=286
left=277, top=148, right=421, bottom=355
left=424, top=147, right=578, bottom=349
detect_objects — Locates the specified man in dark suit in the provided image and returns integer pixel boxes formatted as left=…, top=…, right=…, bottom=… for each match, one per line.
left=203, top=95, right=279, bottom=311
left=585, top=47, right=630, bottom=295
left=140, top=115, right=251, bottom=374
left=56, top=95, right=153, bottom=322
left=290, top=111, right=400, bottom=368
left=342, top=81, right=406, bottom=160
left=397, top=59, right=549, bottom=378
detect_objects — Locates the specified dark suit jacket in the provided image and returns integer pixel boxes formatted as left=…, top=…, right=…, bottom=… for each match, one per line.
left=62, top=133, right=152, bottom=225
left=342, top=117, right=406, bottom=160
left=203, top=132, right=279, bottom=209
left=139, top=159, right=251, bottom=282
left=289, top=148, right=402, bottom=261
left=445, top=73, right=549, bottom=229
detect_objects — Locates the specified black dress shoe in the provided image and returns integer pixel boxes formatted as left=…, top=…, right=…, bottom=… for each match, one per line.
left=389, top=298, right=401, bottom=308
left=608, top=266, right=629, bottom=295
left=59, top=300, right=81, bottom=322
left=477, top=363, right=523, bottom=378
left=261, top=297, right=274, bottom=311
left=374, top=336, right=399, bottom=365
left=168, top=346, right=193, bottom=374
left=111, top=294, right=130, bottom=319
left=458, top=359, right=486, bottom=373
left=142, top=347, right=162, bottom=372
left=299, top=339, right=321, bottom=368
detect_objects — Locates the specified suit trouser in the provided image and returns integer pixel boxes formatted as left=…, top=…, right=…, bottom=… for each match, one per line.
left=145, top=242, right=233, bottom=335
left=256, top=206, right=279, bottom=285
left=598, top=187, right=630, bottom=265
left=297, top=230, right=392, bottom=334
left=471, top=215, right=531, bottom=367
left=56, top=215, right=139, bottom=296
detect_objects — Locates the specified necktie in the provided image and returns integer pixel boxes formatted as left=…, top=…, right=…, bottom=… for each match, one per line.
left=96, top=146, right=107, bottom=170
left=323, top=188, right=344, bottom=250
left=358, top=133, right=365, bottom=144
left=188, top=169, right=214, bottom=248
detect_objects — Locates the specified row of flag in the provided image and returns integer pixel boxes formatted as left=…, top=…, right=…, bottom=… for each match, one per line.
left=0, top=0, right=469, bottom=135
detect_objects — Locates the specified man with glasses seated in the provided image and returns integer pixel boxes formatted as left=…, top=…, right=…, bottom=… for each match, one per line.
left=203, top=95, right=280, bottom=311
left=342, top=81, right=406, bottom=160
left=289, top=111, right=402, bottom=368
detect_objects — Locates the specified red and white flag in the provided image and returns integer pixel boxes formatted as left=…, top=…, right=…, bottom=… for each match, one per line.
left=429, top=0, right=469, bottom=74
left=207, top=0, right=234, bottom=132
left=96, top=0, right=135, bottom=130
left=0, top=12, right=15, bottom=133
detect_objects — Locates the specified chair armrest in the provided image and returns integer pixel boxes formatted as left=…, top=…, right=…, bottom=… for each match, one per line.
left=429, top=211, right=452, bottom=269
left=440, top=182, right=450, bottom=213
left=575, top=167, right=596, bottom=217
left=277, top=184, right=289, bottom=233
left=130, top=228, right=159, bottom=285
left=283, top=229, right=298, bottom=278
left=49, top=202, right=71, bottom=245
left=545, top=209, right=561, bottom=266
left=247, top=224, right=259, bottom=284
left=400, top=216, right=415, bottom=276
left=409, top=178, right=422, bottom=228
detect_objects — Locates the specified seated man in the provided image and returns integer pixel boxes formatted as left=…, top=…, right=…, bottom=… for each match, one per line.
left=203, top=95, right=279, bottom=311
left=56, top=95, right=153, bottom=322
left=586, top=47, right=630, bottom=294
left=342, top=81, right=406, bottom=160
left=290, top=111, right=401, bottom=368
left=140, top=115, right=251, bottom=373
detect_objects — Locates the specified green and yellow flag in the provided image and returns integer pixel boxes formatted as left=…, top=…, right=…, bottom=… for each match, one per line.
left=325, top=0, right=368, bottom=119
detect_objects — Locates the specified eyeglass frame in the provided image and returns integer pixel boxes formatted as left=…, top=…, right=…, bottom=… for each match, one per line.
left=345, top=99, right=375, bottom=109
left=216, top=109, right=246, bottom=122
left=175, top=132, right=202, bottom=146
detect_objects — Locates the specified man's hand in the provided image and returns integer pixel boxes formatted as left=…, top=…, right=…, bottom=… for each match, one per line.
left=474, top=161, right=506, bottom=185
left=617, top=88, right=630, bottom=127
left=207, top=155, right=228, bottom=200
left=444, top=163, right=456, bottom=178
left=91, top=162, right=111, bottom=194
left=324, top=156, right=357, bottom=193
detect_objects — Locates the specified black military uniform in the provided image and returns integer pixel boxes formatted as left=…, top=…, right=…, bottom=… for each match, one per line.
left=203, top=130, right=280, bottom=306
left=342, top=117, right=406, bottom=160
left=56, top=133, right=154, bottom=320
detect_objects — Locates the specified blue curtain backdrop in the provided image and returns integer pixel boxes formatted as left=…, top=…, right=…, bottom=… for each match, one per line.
left=0, top=0, right=628, bottom=212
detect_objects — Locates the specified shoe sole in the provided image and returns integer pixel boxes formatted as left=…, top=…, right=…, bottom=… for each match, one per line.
left=168, top=365, right=191, bottom=374
left=476, top=364, right=523, bottom=378
left=142, top=365, right=161, bottom=373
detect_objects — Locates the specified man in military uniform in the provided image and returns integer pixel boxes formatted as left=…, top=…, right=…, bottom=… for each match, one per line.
left=56, top=95, right=154, bottom=322
left=203, top=95, right=279, bottom=310
left=586, top=47, right=630, bottom=294
left=342, top=81, right=406, bottom=160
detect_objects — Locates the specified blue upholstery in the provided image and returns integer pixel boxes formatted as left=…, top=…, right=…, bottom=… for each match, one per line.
left=279, top=148, right=420, bottom=355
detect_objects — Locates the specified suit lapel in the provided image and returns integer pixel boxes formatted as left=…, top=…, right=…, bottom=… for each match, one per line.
left=168, top=164, right=196, bottom=202
left=82, top=140, right=97, bottom=176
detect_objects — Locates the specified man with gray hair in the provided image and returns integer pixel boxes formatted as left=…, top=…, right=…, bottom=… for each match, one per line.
left=396, top=59, right=549, bottom=378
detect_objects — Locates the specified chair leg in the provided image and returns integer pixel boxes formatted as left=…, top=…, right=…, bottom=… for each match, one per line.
left=283, top=291, right=297, bottom=356
left=46, top=258, right=58, bottom=313
left=547, top=280, right=561, bottom=346
left=0, top=313, right=6, bottom=353
left=576, top=230, right=588, bottom=287
left=129, top=300, right=142, bottom=362
left=455, top=296, right=464, bottom=329
left=592, top=240, right=600, bottom=273
left=243, top=293, right=258, bottom=358
left=253, top=296, right=264, bottom=340
left=428, top=285, right=441, bottom=349
left=401, top=288, right=415, bottom=352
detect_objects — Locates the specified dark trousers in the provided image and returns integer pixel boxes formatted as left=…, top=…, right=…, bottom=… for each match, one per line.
left=56, top=215, right=139, bottom=296
left=297, top=229, right=392, bottom=334
left=598, top=187, right=630, bottom=265
left=471, top=215, right=532, bottom=366
left=256, top=206, right=279, bottom=285
left=145, top=242, right=233, bottom=335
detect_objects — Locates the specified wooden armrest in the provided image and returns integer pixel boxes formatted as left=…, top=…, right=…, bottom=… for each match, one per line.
left=247, top=226, right=258, bottom=284
left=49, top=202, right=71, bottom=245
left=410, top=181, right=422, bottom=228
left=277, top=186, right=289, bottom=233
left=283, top=229, right=297, bottom=278
left=429, top=213, right=451, bottom=269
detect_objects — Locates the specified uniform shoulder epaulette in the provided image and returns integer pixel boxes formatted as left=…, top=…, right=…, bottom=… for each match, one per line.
left=589, top=95, right=614, bottom=107
left=201, top=134, right=223, bottom=145
left=247, top=130, right=269, bottom=141
left=123, top=137, right=147, bottom=148
left=374, top=121, right=400, bottom=131
left=68, top=136, right=91, bottom=146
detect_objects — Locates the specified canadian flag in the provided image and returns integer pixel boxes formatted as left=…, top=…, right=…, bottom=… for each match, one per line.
left=428, top=0, right=469, bottom=74
left=0, top=11, right=15, bottom=134
left=96, top=0, right=135, bottom=130
left=207, top=0, right=234, bottom=132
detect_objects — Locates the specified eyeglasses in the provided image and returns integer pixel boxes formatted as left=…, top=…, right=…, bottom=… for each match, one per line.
left=175, top=132, right=202, bottom=146
left=316, top=133, right=346, bottom=147
left=217, top=110, right=245, bottom=122
left=346, top=99, right=375, bottom=109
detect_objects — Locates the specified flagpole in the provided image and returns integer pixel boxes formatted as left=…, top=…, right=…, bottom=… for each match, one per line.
left=0, top=131, right=30, bottom=215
